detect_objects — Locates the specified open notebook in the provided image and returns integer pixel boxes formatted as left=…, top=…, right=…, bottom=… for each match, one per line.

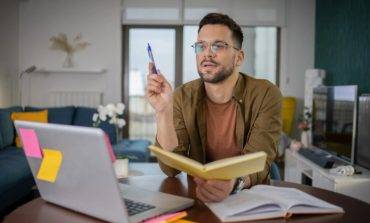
left=206, top=185, right=344, bottom=222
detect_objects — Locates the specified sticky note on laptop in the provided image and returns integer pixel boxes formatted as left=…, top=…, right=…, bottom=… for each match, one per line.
left=19, top=128, right=43, bottom=158
left=37, top=148, right=63, bottom=183
left=144, top=211, right=187, bottom=223
left=104, top=133, right=116, bottom=162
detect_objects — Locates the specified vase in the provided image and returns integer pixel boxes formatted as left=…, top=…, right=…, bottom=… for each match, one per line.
left=63, top=53, right=75, bottom=68
left=114, top=159, right=129, bottom=178
left=301, top=131, right=309, bottom=148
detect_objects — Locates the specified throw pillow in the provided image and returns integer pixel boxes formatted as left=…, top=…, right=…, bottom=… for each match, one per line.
left=11, top=110, right=48, bottom=147
left=25, top=106, right=75, bottom=125
left=73, top=107, right=116, bottom=144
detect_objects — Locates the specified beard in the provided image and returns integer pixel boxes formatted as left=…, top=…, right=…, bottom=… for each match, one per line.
left=197, top=58, right=235, bottom=84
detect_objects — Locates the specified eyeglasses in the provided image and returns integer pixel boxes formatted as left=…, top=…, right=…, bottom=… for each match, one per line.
left=191, top=41, right=240, bottom=54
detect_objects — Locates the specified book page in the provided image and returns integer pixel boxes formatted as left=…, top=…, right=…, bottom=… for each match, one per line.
left=206, top=190, right=283, bottom=221
left=249, top=185, right=343, bottom=213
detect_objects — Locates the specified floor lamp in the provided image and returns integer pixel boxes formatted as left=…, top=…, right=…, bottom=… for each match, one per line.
left=19, top=65, right=37, bottom=106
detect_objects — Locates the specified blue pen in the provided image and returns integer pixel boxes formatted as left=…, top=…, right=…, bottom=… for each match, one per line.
left=147, top=43, right=158, bottom=74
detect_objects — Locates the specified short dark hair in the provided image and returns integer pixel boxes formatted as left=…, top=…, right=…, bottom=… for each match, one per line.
left=198, top=13, right=243, bottom=49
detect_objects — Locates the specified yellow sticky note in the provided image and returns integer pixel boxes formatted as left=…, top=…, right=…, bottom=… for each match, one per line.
left=37, top=149, right=63, bottom=183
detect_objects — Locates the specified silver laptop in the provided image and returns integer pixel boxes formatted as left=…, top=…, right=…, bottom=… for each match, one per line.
left=14, top=121, right=194, bottom=223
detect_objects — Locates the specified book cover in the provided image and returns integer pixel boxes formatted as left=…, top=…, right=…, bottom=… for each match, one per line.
left=149, top=145, right=267, bottom=180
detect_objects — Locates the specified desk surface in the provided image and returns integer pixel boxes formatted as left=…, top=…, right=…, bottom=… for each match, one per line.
left=4, top=163, right=370, bottom=223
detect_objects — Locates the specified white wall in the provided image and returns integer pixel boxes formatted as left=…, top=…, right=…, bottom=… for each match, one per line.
left=280, top=0, right=316, bottom=137
left=19, top=0, right=122, bottom=106
left=0, top=0, right=19, bottom=107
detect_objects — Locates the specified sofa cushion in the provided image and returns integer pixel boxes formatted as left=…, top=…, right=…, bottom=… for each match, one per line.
left=0, top=128, right=3, bottom=149
left=73, top=107, right=116, bottom=144
left=113, top=139, right=151, bottom=162
left=25, top=106, right=75, bottom=125
left=11, top=110, right=48, bottom=147
left=0, top=146, right=34, bottom=194
left=0, top=106, right=23, bottom=148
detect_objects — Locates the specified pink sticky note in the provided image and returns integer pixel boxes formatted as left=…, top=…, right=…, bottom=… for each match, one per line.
left=144, top=212, right=184, bottom=223
left=104, top=133, right=116, bottom=162
left=19, top=128, right=43, bottom=158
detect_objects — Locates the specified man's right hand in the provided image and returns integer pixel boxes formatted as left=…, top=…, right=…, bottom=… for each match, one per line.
left=146, top=63, right=173, bottom=113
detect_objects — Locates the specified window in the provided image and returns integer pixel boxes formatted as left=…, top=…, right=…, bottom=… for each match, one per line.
left=244, top=27, right=277, bottom=84
left=182, top=26, right=199, bottom=83
left=126, top=27, right=176, bottom=140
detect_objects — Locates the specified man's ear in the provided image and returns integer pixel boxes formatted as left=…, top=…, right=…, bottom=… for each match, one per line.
left=235, top=50, right=245, bottom=67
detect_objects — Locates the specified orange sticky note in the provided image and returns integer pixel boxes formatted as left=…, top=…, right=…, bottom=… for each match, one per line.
left=171, top=220, right=198, bottom=223
left=104, top=133, right=116, bottom=162
left=37, top=149, right=63, bottom=183
left=19, top=128, right=43, bottom=158
left=165, top=211, right=187, bottom=223
left=144, top=211, right=187, bottom=223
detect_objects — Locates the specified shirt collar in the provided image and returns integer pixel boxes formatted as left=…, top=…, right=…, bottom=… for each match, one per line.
left=196, top=72, right=247, bottom=104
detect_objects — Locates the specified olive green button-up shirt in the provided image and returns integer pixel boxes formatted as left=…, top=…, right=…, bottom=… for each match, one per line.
left=156, top=73, right=282, bottom=186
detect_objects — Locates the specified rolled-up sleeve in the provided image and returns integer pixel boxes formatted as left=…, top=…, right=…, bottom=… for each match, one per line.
left=155, top=90, right=190, bottom=177
left=243, top=85, right=282, bottom=186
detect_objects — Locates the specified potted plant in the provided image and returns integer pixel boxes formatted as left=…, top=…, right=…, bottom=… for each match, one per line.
left=298, top=107, right=312, bottom=148
left=93, top=102, right=135, bottom=178
left=49, top=33, right=90, bottom=68
left=114, top=154, right=137, bottom=178
left=92, top=102, right=126, bottom=144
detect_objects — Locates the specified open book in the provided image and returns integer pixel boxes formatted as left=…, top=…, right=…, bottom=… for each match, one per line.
left=149, top=145, right=266, bottom=180
left=206, top=185, right=344, bottom=222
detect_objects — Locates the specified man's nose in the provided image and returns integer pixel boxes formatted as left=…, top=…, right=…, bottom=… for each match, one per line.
left=203, top=45, right=215, bottom=58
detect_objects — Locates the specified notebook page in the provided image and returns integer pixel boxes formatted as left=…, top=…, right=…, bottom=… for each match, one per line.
left=250, top=185, right=342, bottom=211
left=206, top=190, right=283, bottom=219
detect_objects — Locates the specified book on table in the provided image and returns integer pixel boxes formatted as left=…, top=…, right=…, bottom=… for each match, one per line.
left=206, top=185, right=344, bottom=222
left=148, top=145, right=267, bottom=180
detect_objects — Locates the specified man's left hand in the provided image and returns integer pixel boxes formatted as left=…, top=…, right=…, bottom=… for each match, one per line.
left=194, top=177, right=235, bottom=203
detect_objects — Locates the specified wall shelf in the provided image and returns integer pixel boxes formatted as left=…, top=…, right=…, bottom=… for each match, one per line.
left=35, top=68, right=106, bottom=74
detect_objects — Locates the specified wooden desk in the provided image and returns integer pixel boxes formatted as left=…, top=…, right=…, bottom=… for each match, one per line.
left=4, top=163, right=370, bottom=223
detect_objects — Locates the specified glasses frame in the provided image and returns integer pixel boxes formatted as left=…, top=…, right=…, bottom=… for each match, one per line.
left=191, top=41, right=240, bottom=54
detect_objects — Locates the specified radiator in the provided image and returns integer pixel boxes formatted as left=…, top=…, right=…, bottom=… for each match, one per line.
left=49, top=91, right=103, bottom=107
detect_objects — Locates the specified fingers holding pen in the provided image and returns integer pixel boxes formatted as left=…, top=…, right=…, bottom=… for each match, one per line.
left=147, top=83, right=162, bottom=94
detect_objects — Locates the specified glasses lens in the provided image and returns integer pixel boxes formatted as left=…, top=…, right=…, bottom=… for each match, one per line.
left=211, top=42, right=227, bottom=53
left=193, top=43, right=204, bottom=54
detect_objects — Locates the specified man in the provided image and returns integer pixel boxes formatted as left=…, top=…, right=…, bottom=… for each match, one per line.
left=146, top=13, right=282, bottom=203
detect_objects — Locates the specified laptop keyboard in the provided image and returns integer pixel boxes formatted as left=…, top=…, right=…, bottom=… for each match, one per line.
left=123, top=198, right=156, bottom=216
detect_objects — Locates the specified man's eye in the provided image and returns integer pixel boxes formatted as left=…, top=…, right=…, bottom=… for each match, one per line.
left=214, top=44, right=225, bottom=49
left=197, top=44, right=205, bottom=50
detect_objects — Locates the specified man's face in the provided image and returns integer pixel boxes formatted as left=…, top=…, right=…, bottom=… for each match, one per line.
left=196, top=24, right=242, bottom=84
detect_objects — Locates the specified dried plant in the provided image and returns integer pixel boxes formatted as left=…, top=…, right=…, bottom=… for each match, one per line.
left=49, top=33, right=90, bottom=54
